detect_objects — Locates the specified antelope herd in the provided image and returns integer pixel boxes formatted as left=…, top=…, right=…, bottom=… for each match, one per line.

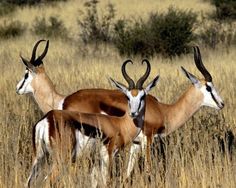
left=16, top=40, right=224, bottom=187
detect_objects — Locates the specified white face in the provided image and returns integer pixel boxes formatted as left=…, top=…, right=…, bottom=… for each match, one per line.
left=126, top=90, right=146, bottom=118
left=110, top=75, right=159, bottom=118
left=16, top=69, right=34, bottom=95
left=181, top=67, right=224, bottom=110
left=200, top=82, right=224, bottom=110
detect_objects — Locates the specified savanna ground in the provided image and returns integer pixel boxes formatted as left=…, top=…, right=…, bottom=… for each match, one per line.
left=0, top=0, right=236, bottom=187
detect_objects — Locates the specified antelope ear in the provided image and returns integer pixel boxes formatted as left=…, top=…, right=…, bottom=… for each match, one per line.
left=144, top=75, right=160, bottom=94
left=109, top=77, right=128, bottom=93
left=181, top=66, right=201, bottom=88
left=20, top=55, right=36, bottom=72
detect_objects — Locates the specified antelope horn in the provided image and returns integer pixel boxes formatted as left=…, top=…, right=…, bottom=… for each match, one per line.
left=193, top=46, right=212, bottom=82
left=30, top=39, right=46, bottom=63
left=136, top=59, right=151, bottom=89
left=35, top=40, right=49, bottom=62
left=121, top=59, right=135, bottom=89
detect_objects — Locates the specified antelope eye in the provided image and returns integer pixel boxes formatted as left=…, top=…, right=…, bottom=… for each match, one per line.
left=206, top=84, right=212, bottom=92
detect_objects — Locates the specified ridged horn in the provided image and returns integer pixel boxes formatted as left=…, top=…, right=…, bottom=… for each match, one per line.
left=30, top=39, right=46, bottom=63
left=121, top=59, right=135, bottom=89
left=193, top=46, right=212, bottom=82
left=136, top=59, right=151, bottom=89
left=35, top=40, right=49, bottom=62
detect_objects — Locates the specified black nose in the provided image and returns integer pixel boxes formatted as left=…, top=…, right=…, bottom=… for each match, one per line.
left=130, top=112, right=139, bottom=118
left=131, top=112, right=136, bottom=117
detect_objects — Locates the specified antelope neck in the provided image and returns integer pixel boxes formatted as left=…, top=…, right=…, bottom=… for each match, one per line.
left=132, top=107, right=145, bottom=129
left=32, top=74, right=65, bottom=114
left=162, top=86, right=203, bottom=135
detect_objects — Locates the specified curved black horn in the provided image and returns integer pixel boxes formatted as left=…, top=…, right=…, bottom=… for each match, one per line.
left=36, top=40, right=49, bottom=62
left=136, top=59, right=151, bottom=89
left=30, top=39, right=46, bottom=63
left=193, top=46, right=212, bottom=82
left=121, top=59, right=135, bottom=89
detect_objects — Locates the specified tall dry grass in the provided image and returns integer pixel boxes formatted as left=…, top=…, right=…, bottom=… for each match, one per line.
left=1, top=37, right=236, bottom=187
left=0, top=0, right=236, bottom=187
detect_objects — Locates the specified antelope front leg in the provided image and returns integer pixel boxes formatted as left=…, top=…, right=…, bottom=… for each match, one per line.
left=26, top=153, right=46, bottom=188
left=126, top=143, right=141, bottom=178
left=146, top=136, right=152, bottom=174
left=91, top=166, right=99, bottom=188
left=126, top=132, right=146, bottom=178
left=99, top=145, right=109, bottom=186
left=91, top=146, right=110, bottom=188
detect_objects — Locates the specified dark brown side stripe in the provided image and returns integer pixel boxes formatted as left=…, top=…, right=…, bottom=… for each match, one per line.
left=156, top=126, right=165, bottom=134
left=72, top=120, right=108, bottom=142
left=100, top=102, right=125, bottom=117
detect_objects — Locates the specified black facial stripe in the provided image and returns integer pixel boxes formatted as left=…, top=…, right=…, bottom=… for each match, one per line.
left=18, top=72, right=29, bottom=91
left=206, top=84, right=212, bottom=92
left=18, top=77, right=26, bottom=91
left=18, top=80, right=25, bottom=91
left=138, top=101, right=141, bottom=112
left=25, top=72, right=29, bottom=79
left=206, top=83, right=220, bottom=107
left=140, top=93, right=146, bottom=101
left=210, top=92, right=220, bottom=107
left=138, top=94, right=146, bottom=111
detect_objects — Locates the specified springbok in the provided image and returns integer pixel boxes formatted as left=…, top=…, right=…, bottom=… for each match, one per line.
left=26, top=61, right=160, bottom=187
left=17, top=41, right=224, bottom=178
left=58, top=46, right=225, bottom=177
left=16, top=40, right=64, bottom=112
left=126, top=46, right=225, bottom=175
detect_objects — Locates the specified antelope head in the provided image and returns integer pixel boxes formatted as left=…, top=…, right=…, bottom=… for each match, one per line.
left=16, top=39, right=49, bottom=95
left=181, top=46, right=224, bottom=110
left=110, top=59, right=160, bottom=118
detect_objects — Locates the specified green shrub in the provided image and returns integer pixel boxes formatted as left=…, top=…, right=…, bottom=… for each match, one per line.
left=113, top=8, right=197, bottom=57
left=78, top=0, right=116, bottom=44
left=148, top=8, right=197, bottom=57
left=0, top=20, right=26, bottom=38
left=113, top=19, right=154, bottom=57
left=32, top=16, right=68, bottom=38
left=211, top=0, right=236, bottom=20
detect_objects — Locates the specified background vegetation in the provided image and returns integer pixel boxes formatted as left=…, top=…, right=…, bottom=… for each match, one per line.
left=0, top=0, right=235, bottom=57
left=0, top=0, right=236, bottom=187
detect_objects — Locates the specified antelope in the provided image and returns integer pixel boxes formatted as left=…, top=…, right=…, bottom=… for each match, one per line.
left=61, top=46, right=225, bottom=177
left=17, top=40, right=224, bottom=178
left=16, top=40, right=64, bottom=113
left=26, top=61, right=160, bottom=187
left=126, top=46, right=225, bottom=176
